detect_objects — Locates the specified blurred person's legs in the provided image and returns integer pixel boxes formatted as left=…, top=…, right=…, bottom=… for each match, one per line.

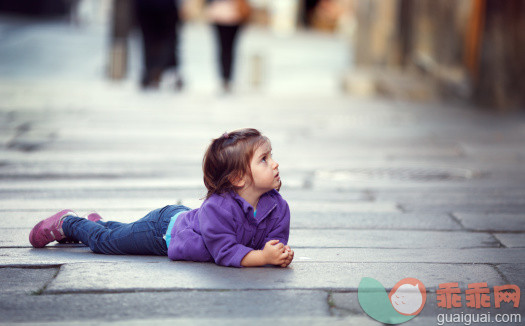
left=301, top=0, right=320, bottom=27
left=213, top=24, right=241, bottom=92
left=135, top=0, right=182, bottom=90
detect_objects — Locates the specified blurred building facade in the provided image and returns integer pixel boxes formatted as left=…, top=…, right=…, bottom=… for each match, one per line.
left=104, top=0, right=525, bottom=110
left=347, top=0, right=525, bottom=110
left=2, top=0, right=523, bottom=110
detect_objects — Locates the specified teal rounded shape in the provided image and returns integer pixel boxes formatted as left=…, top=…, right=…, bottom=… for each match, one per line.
left=358, top=277, right=415, bottom=324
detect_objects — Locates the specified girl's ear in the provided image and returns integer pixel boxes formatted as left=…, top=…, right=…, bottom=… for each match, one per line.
left=230, top=174, right=246, bottom=188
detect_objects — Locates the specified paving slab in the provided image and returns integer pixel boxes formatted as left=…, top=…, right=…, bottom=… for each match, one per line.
left=496, top=264, right=525, bottom=290
left=0, top=161, right=200, bottom=180
left=0, top=181, right=370, bottom=202
left=2, top=247, right=524, bottom=267
left=312, top=144, right=465, bottom=160
left=44, top=261, right=505, bottom=293
left=1, top=228, right=499, bottom=249
left=2, top=210, right=458, bottom=231
left=0, top=267, right=58, bottom=294
left=3, top=248, right=524, bottom=267
left=291, top=212, right=461, bottom=230
left=289, top=229, right=499, bottom=249
left=293, top=248, right=525, bottom=264
left=375, top=190, right=525, bottom=206
left=0, top=186, right=205, bottom=201
left=6, top=209, right=461, bottom=230
left=453, top=213, right=525, bottom=232
left=0, top=178, right=204, bottom=192
left=312, top=178, right=525, bottom=193
left=0, top=247, right=165, bottom=266
left=0, top=290, right=330, bottom=323
left=331, top=290, right=523, bottom=320
left=493, top=233, right=525, bottom=248
left=401, top=203, right=525, bottom=214
left=0, top=228, right=31, bottom=247
left=0, top=198, right=203, bottom=212
left=0, top=198, right=399, bottom=213
left=0, top=209, right=167, bottom=228
left=0, top=317, right=382, bottom=326
left=1, top=150, right=199, bottom=166
left=462, top=143, right=525, bottom=159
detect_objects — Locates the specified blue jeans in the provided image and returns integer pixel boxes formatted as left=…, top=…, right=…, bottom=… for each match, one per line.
left=62, top=205, right=190, bottom=255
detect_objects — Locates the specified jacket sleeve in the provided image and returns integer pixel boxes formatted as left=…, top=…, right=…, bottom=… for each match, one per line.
left=263, top=201, right=290, bottom=245
left=198, top=202, right=253, bottom=268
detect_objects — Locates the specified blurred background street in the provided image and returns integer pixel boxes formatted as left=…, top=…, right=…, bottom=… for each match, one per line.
left=0, top=0, right=524, bottom=325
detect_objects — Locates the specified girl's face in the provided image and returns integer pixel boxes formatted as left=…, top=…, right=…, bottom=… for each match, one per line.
left=245, top=142, right=280, bottom=196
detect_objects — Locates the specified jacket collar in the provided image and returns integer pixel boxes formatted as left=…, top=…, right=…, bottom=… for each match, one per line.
left=231, top=190, right=278, bottom=224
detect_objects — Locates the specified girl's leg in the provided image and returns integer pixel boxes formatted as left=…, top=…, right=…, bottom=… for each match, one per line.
left=97, top=220, right=128, bottom=230
left=62, top=205, right=186, bottom=256
left=60, top=212, right=111, bottom=243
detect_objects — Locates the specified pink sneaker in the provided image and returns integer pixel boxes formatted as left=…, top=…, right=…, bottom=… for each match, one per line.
left=84, top=212, right=103, bottom=223
left=29, top=209, right=77, bottom=248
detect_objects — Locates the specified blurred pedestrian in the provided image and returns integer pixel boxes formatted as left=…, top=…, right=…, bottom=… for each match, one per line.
left=135, top=0, right=183, bottom=90
left=206, top=0, right=251, bottom=93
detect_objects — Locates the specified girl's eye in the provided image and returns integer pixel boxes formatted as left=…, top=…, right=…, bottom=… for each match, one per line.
left=261, top=156, right=267, bottom=162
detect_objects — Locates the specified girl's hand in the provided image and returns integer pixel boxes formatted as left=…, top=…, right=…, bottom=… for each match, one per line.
left=262, top=240, right=288, bottom=266
left=280, top=245, right=294, bottom=268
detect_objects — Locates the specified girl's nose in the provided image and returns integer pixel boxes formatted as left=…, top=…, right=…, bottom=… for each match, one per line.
left=273, top=160, right=279, bottom=169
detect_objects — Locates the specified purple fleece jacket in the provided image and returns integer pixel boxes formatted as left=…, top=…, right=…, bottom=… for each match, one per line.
left=167, top=189, right=290, bottom=267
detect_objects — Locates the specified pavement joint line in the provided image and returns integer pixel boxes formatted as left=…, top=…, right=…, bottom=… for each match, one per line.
left=482, top=230, right=525, bottom=234
left=290, top=244, right=502, bottom=249
left=447, top=211, right=466, bottom=230
left=487, top=232, right=506, bottom=248
left=491, top=264, right=512, bottom=285
left=42, top=288, right=347, bottom=295
left=289, top=261, right=513, bottom=265
left=362, top=189, right=375, bottom=201
left=0, top=264, right=62, bottom=270
left=43, top=284, right=504, bottom=295
left=31, top=265, right=61, bottom=296
left=0, top=246, right=80, bottom=249
left=0, top=261, right=518, bottom=267
left=326, top=291, right=336, bottom=317
left=395, top=203, right=407, bottom=213
left=293, top=227, right=485, bottom=231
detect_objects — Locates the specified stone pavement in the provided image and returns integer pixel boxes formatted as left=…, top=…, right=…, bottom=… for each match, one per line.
left=1, top=11, right=525, bottom=326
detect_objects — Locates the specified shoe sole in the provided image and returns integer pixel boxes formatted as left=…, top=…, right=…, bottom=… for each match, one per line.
left=29, top=220, right=46, bottom=248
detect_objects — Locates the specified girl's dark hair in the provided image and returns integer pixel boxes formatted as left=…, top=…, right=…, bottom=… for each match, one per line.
left=203, top=128, right=271, bottom=199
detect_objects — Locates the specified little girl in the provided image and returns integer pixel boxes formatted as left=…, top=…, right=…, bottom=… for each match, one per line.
left=29, top=128, right=293, bottom=268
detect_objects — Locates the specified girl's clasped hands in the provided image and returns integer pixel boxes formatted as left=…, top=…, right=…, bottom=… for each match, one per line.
left=263, top=239, right=294, bottom=268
